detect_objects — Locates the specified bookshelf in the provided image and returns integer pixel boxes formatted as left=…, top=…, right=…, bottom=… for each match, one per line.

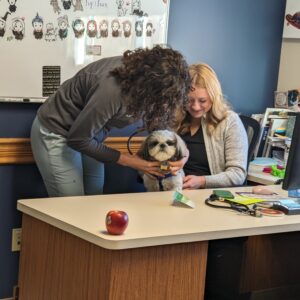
left=253, top=108, right=292, bottom=160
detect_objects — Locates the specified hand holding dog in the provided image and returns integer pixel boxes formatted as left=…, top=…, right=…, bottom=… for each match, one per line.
left=118, top=153, right=164, bottom=177
left=168, top=151, right=189, bottom=175
left=183, top=175, right=206, bottom=189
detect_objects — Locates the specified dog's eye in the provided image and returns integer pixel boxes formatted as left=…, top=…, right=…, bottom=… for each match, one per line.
left=149, top=141, right=159, bottom=148
left=166, top=140, right=175, bottom=146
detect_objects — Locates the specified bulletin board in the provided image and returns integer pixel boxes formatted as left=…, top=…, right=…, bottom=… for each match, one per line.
left=0, top=0, right=170, bottom=101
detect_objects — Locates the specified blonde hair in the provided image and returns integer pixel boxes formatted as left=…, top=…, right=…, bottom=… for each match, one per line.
left=178, top=63, right=231, bottom=135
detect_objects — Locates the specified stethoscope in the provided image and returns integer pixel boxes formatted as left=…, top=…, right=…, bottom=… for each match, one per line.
left=126, top=127, right=146, bottom=155
left=204, top=193, right=262, bottom=217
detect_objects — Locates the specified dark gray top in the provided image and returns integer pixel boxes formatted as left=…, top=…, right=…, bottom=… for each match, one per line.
left=38, top=56, right=134, bottom=163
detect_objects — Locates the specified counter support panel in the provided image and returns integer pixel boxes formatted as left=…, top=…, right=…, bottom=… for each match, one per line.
left=18, top=214, right=208, bottom=300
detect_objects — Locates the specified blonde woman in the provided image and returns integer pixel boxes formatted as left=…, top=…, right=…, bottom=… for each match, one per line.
left=178, top=63, right=248, bottom=189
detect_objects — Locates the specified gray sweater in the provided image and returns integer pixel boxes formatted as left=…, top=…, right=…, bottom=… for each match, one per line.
left=38, top=56, right=134, bottom=163
left=202, top=111, right=248, bottom=188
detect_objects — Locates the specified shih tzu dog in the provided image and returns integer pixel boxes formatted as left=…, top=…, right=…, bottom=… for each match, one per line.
left=137, top=130, right=187, bottom=192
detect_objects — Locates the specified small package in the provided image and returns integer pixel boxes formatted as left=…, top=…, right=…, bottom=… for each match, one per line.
left=172, top=191, right=195, bottom=208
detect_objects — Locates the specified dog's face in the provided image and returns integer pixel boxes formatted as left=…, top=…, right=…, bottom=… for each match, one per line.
left=138, top=130, right=186, bottom=162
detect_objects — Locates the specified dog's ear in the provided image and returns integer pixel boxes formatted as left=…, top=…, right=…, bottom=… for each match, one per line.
left=173, top=133, right=187, bottom=160
left=137, top=137, right=151, bottom=161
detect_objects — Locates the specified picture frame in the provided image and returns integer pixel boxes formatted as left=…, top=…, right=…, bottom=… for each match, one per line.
left=283, top=0, right=300, bottom=38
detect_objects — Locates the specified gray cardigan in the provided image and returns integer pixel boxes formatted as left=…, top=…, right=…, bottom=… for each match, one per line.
left=202, top=111, right=248, bottom=188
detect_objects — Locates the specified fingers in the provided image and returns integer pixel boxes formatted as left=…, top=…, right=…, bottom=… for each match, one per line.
left=146, top=161, right=161, bottom=167
left=167, top=165, right=178, bottom=175
left=183, top=175, right=192, bottom=183
left=170, top=170, right=178, bottom=176
left=182, top=177, right=191, bottom=189
left=168, top=161, right=178, bottom=167
left=183, top=175, right=200, bottom=189
left=168, top=160, right=183, bottom=169
left=139, top=160, right=161, bottom=173
left=168, top=160, right=185, bottom=175
left=141, top=159, right=186, bottom=177
left=183, top=184, right=191, bottom=189
left=144, top=164, right=163, bottom=174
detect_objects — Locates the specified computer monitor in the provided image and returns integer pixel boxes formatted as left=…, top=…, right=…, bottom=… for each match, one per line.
left=282, top=112, right=300, bottom=197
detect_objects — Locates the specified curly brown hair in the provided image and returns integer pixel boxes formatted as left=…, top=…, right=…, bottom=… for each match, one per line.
left=110, top=46, right=191, bottom=131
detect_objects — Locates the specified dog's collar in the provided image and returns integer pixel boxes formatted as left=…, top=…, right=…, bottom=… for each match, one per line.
left=154, top=173, right=173, bottom=180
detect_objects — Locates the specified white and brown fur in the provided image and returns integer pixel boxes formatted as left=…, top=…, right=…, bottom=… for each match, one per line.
left=137, top=130, right=187, bottom=192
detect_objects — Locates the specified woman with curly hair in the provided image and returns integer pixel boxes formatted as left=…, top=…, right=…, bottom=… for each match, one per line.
left=31, top=46, right=191, bottom=197
left=178, top=63, right=248, bottom=189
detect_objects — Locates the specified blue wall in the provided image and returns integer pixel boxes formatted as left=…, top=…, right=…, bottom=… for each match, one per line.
left=168, top=0, right=286, bottom=115
left=0, top=0, right=286, bottom=297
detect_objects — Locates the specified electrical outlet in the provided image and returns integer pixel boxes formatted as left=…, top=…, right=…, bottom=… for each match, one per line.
left=11, top=228, right=22, bottom=252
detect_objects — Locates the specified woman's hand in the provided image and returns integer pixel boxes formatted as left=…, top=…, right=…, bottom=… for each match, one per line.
left=168, top=149, right=189, bottom=175
left=183, top=175, right=206, bottom=189
left=117, top=153, right=163, bottom=177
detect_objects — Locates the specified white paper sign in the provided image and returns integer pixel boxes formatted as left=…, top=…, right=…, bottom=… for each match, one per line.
left=283, top=0, right=300, bottom=38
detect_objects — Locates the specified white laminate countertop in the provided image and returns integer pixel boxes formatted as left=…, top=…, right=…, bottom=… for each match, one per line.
left=17, top=185, right=300, bottom=250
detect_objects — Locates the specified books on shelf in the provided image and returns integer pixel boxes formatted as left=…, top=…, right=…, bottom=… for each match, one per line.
left=253, top=108, right=292, bottom=158
left=268, top=117, right=288, bottom=135
left=261, top=117, right=289, bottom=157
left=263, top=136, right=289, bottom=158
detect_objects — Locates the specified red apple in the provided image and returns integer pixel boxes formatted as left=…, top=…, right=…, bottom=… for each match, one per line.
left=105, top=210, right=129, bottom=235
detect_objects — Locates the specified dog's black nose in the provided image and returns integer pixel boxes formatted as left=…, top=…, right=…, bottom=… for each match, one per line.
left=160, top=143, right=166, bottom=149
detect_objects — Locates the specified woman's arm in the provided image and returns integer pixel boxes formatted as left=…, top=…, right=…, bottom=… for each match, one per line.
left=204, top=114, right=248, bottom=188
left=119, top=147, right=190, bottom=177
left=168, top=148, right=190, bottom=174
left=117, top=153, right=163, bottom=177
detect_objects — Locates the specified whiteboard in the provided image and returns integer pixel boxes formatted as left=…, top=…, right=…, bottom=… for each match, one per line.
left=0, top=0, right=170, bottom=100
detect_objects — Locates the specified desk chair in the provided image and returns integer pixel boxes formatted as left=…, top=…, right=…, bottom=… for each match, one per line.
left=239, top=115, right=261, bottom=166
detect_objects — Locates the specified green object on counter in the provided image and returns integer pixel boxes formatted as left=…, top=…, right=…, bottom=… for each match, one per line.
left=172, top=191, right=196, bottom=208
left=271, top=165, right=285, bottom=178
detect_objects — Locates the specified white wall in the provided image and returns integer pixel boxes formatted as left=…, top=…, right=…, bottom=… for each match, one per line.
left=277, top=40, right=300, bottom=91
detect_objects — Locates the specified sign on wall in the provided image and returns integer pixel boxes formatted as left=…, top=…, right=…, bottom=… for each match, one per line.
left=283, top=0, right=300, bottom=38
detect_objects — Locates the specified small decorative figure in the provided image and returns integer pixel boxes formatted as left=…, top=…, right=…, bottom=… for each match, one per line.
left=57, top=14, right=69, bottom=40
left=12, top=17, right=25, bottom=40
left=32, top=13, right=44, bottom=40
left=8, top=0, right=17, bottom=13
left=72, top=18, right=85, bottom=38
